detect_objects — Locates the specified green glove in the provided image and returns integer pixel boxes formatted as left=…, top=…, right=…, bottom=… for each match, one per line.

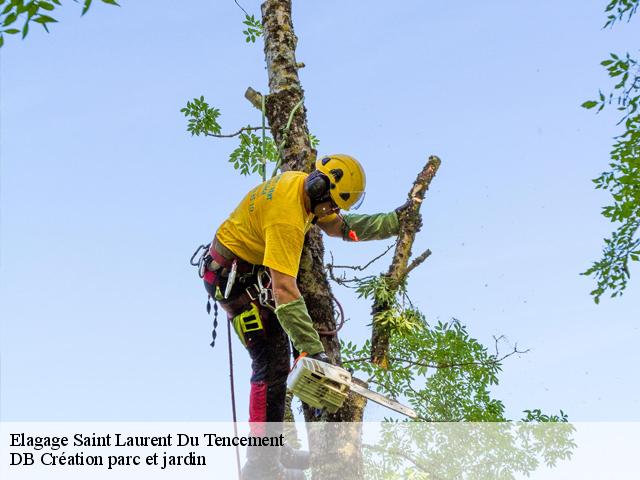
left=275, top=297, right=324, bottom=355
left=342, top=211, right=399, bottom=241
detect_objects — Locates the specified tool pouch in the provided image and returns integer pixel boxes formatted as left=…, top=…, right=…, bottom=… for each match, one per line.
left=231, top=303, right=265, bottom=347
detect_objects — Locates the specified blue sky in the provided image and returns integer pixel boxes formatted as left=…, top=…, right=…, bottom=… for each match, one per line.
left=1, top=0, right=638, bottom=421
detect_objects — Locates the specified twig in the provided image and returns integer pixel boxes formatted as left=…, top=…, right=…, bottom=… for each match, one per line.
left=326, top=262, right=374, bottom=288
left=328, top=244, right=395, bottom=272
left=205, top=126, right=270, bottom=138
left=363, top=444, right=443, bottom=478
left=233, top=0, right=250, bottom=18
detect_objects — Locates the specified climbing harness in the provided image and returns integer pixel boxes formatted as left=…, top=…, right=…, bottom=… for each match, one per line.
left=256, top=268, right=275, bottom=311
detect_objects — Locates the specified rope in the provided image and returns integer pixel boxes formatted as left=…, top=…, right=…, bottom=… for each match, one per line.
left=226, top=310, right=242, bottom=480
left=260, top=94, right=267, bottom=182
left=271, top=98, right=305, bottom=177
left=317, top=293, right=346, bottom=336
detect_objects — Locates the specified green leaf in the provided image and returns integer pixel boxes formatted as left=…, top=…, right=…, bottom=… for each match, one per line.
left=39, top=2, right=55, bottom=11
left=581, top=100, right=598, bottom=109
left=33, top=14, right=57, bottom=24
left=101, top=0, right=120, bottom=5
left=3, top=28, right=20, bottom=34
left=82, top=0, right=93, bottom=16
left=3, top=12, right=17, bottom=26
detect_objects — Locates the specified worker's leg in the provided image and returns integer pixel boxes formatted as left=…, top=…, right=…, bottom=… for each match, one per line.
left=246, top=308, right=291, bottom=424
left=242, top=310, right=305, bottom=480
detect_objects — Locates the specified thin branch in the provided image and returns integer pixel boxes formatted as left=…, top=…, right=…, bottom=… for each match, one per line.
left=325, top=247, right=392, bottom=287
left=345, top=347, right=529, bottom=370
left=326, top=262, right=374, bottom=288
left=233, top=0, right=250, bottom=18
left=205, top=126, right=270, bottom=138
left=363, top=444, right=444, bottom=479
left=328, top=244, right=395, bottom=272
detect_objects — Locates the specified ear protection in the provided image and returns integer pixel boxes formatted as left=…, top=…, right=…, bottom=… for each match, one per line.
left=304, top=170, right=331, bottom=209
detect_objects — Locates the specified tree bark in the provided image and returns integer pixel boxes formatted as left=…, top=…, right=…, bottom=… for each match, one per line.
left=260, top=1, right=365, bottom=478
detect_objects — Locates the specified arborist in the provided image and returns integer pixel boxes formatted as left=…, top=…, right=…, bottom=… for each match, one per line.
left=198, top=154, right=403, bottom=479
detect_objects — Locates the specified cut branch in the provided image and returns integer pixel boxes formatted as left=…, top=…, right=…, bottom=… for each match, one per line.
left=244, top=87, right=264, bottom=110
left=370, top=156, right=441, bottom=367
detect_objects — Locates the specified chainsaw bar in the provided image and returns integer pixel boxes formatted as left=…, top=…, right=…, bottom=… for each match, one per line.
left=287, top=357, right=418, bottom=419
left=350, top=381, right=419, bottom=419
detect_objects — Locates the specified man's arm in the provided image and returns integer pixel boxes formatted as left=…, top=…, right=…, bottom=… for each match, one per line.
left=269, top=267, right=325, bottom=355
left=270, top=267, right=302, bottom=306
left=316, top=214, right=343, bottom=238
left=317, top=211, right=400, bottom=241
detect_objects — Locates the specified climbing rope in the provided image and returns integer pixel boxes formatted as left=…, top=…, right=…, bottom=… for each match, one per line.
left=226, top=307, right=242, bottom=480
left=317, top=293, right=346, bottom=336
left=271, top=98, right=305, bottom=177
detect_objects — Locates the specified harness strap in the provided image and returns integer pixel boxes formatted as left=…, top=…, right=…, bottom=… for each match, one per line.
left=208, top=238, right=254, bottom=274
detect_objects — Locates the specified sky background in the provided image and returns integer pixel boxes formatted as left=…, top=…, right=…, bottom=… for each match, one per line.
left=1, top=0, right=638, bottom=422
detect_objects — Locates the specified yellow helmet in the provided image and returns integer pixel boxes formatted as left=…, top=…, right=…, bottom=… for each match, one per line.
left=315, top=154, right=366, bottom=210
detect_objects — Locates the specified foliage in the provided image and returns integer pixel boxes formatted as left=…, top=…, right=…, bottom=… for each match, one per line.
left=181, top=96, right=282, bottom=179
left=342, top=317, right=508, bottom=422
left=309, top=133, right=320, bottom=149
left=363, top=421, right=575, bottom=480
left=344, top=272, right=573, bottom=477
left=181, top=96, right=222, bottom=137
left=0, top=0, right=118, bottom=47
left=229, top=130, right=278, bottom=177
left=603, top=0, right=639, bottom=27
left=242, top=13, right=262, bottom=43
left=582, top=3, right=640, bottom=302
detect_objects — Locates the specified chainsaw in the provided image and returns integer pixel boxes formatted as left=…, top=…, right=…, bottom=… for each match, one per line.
left=287, top=356, right=418, bottom=419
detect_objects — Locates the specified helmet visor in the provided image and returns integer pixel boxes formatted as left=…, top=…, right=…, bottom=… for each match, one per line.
left=349, top=191, right=366, bottom=210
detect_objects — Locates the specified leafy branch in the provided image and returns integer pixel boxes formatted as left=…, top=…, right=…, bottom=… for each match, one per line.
left=0, top=0, right=119, bottom=47
left=582, top=50, right=640, bottom=302
left=242, top=13, right=262, bottom=43
left=603, top=0, right=639, bottom=27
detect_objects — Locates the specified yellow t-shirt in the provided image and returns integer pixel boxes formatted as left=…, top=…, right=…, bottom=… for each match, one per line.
left=215, top=172, right=315, bottom=277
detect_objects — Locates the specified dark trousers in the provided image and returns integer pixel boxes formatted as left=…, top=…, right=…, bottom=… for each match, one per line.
left=204, top=273, right=291, bottom=424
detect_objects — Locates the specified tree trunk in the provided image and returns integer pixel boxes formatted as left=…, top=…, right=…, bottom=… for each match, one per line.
left=260, top=1, right=365, bottom=478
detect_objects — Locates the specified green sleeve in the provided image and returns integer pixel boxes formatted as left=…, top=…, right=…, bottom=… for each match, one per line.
left=341, top=211, right=399, bottom=241
left=275, top=297, right=324, bottom=355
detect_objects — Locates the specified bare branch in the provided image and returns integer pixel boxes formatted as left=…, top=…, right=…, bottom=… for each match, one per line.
left=346, top=346, right=529, bottom=370
left=205, top=126, right=270, bottom=138
left=327, top=244, right=395, bottom=271
left=233, top=0, right=250, bottom=18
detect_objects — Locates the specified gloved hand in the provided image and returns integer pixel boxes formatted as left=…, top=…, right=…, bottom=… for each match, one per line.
left=341, top=211, right=399, bottom=241
left=395, top=199, right=412, bottom=217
